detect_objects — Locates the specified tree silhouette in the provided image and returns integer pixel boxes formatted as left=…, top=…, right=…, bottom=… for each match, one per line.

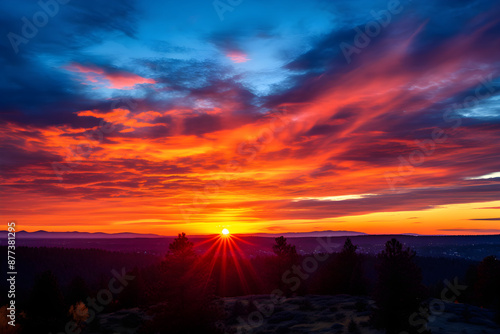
left=474, top=255, right=500, bottom=323
left=273, top=236, right=297, bottom=259
left=319, top=237, right=366, bottom=295
left=272, top=235, right=299, bottom=272
left=168, top=232, right=195, bottom=258
left=147, top=232, right=220, bottom=334
left=332, top=238, right=366, bottom=295
left=372, top=238, right=428, bottom=334
left=340, top=237, right=358, bottom=256
left=270, top=236, right=300, bottom=295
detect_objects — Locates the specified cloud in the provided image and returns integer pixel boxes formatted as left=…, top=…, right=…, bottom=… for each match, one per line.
left=1, top=0, right=500, bottom=234
left=438, top=229, right=500, bottom=233
left=65, top=63, right=156, bottom=89
left=226, top=51, right=250, bottom=63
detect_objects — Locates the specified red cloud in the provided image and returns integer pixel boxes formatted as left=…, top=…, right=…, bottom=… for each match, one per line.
left=3, top=14, right=500, bottom=235
left=226, top=51, right=250, bottom=63
left=65, top=63, right=156, bottom=89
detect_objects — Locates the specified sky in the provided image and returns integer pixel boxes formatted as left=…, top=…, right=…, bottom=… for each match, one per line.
left=1, top=0, right=500, bottom=236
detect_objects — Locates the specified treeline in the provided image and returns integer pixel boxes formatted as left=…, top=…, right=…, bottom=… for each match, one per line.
left=0, top=246, right=160, bottom=303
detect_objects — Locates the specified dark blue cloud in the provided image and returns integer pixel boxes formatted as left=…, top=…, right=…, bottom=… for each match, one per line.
left=0, top=0, right=139, bottom=127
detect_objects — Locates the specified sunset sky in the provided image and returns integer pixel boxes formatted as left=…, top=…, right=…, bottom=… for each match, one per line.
left=1, top=0, right=500, bottom=235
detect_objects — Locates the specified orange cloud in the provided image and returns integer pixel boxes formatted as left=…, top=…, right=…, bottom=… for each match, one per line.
left=65, top=63, right=156, bottom=89
left=2, top=16, right=500, bottom=236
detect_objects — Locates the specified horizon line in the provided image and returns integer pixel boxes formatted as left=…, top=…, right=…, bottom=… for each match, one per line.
left=2, top=229, right=500, bottom=237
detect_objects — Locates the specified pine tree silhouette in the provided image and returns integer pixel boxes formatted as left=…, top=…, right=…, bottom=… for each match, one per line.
left=148, top=232, right=220, bottom=334
left=271, top=236, right=299, bottom=295
left=338, top=238, right=366, bottom=295
left=372, top=238, right=428, bottom=334
left=474, top=255, right=500, bottom=323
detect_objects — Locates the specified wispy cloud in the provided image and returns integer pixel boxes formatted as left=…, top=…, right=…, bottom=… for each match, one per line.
left=438, top=229, right=500, bottom=233
left=1, top=0, right=500, bottom=235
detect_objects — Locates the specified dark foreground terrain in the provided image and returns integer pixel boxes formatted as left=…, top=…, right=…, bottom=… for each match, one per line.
left=1, top=233, right=499, bottom=334
left=65, top=295, right=500, bottom=334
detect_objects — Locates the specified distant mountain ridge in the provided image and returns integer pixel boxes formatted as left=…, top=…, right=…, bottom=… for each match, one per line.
left=0, top=230, right=162, bottom=239
left=0, top=230, right=367, bottom=239
left=241, top=230, right=368, bottom=238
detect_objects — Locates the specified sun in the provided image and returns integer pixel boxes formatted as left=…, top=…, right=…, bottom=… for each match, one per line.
left=221, top=228, right=230, bottom=236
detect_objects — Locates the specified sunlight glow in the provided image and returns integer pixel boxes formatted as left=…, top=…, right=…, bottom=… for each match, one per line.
left=221, top=228, right=230, bottom=235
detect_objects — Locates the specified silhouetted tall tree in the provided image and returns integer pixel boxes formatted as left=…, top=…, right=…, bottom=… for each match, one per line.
left=330, top=238, right=367, bottom=295
left=270, top=236, right=299, bottom=294
left=340, top=237, right=358, bottom=256
left=273, top=236, right=298, bottom=260
left=474, top=255, right=500, bottom=323
left=147, top=232, right=220, bottom=334
left=273, top=236, right=299, bottom=272
left=372, top=238, right=428, bottom=334
left=164, top=232, right=197, bottom=280
left=168, top=232, right=195, bottom=258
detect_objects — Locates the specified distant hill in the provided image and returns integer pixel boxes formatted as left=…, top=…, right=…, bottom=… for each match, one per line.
left=241, top=230, right=368, bottom=238
left=0, top=230, right=162, bottom=239
left=0, top=230, right=366, bottom=239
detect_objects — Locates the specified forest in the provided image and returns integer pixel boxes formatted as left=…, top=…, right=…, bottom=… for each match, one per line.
left=0, top=235, right=499, bottom=333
